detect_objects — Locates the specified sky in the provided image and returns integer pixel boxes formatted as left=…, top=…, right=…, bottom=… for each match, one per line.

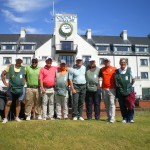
left=0, top=0, right=150, bottom=37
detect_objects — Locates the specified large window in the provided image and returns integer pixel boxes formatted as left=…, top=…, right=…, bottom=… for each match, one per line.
left=23, top=57, right=31, bottom=65
left=61, top=41, right=73, bottom=51
left=140, top=59, right=148, bottom=66
left=1, top=45, right=16, bottom=50
left=82, top=55, right=91, bottom=67
left=58, top=55, right=74, bottom=67
left=3, top=57, right=12, bottom=64
left=141, top=72, right=149, bottom=79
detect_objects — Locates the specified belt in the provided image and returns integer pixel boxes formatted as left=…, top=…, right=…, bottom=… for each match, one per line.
left=44, top=86, right=54, bottom=88
left=27, top=86, right=39, bottom=88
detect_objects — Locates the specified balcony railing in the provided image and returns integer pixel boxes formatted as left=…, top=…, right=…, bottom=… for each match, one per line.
left=55, top=44, right=78, bottom=53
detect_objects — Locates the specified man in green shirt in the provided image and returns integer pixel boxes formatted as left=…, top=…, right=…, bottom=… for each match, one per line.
left=25, top=58, right=42, bottom=120
left=1, top=57, right=25, bottom=123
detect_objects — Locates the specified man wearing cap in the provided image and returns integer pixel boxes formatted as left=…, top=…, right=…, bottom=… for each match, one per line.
left=99, top=58, right=116, bottom=123
left=55, top=59, right=69, bottom=120
left=25, top=57, right=42, bottom=120
left=69, top=56, right=86, bottom=120
left=39, top=56, right=57, bottom=120
left=1, top=57, right=25, bottom=123
left=85, top=57, right=101, bottom=120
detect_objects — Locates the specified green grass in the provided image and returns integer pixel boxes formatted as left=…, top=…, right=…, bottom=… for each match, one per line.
left=0, top=110, right=150, bottom=150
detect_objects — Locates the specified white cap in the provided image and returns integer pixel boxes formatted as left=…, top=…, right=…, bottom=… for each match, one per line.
left=46, top=56, right=52, bottom=61
left=60, top=59, right=66, bottom=64
left=89, top=57, right=95, bottom=62
left=76, top=56, right=83, bottom=60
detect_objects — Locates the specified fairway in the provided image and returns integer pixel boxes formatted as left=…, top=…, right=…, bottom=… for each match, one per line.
left=0, top=110, right=150, bottom=150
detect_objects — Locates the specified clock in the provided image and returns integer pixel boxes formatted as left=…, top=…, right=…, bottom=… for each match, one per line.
left=59, top=23, right=73, bottom=37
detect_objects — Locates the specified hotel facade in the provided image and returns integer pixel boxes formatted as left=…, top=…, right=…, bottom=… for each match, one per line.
left=0, top=14, right=150, bottom=100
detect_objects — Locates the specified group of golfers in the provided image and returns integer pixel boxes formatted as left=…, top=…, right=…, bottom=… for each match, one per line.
left=1, top=55, right=135, bottom=124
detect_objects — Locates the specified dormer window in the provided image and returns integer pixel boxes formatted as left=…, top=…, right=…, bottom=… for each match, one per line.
left=1, top=44, right=16, bottom=50
left=113, top=44, right=132, bottom=54
left=20, top=42, right=36, bottom=51
left=96, top=44, right=110, bottom=54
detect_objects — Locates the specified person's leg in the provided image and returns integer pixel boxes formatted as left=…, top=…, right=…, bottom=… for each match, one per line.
left=4, top=100, right=12, bottom=119
left=78, top=84, right=86, bottom=118
left=102, top=89, right=110, bottom=120
left=118, top=94, right=128, bottom=121
left=85, top=92, right=93, bottom=120
left=62, top=95, right=68, bottom=119
left=93, top=90, right=100, bottom=120
left=34, top=88, right=42, bottom=119
left=55, top=94, right=62, bottom=119
left=42, top=93, right=48, bottom=119
left=128, top=108, right=134, bottom=122
left=16, top=100, right=21, bottom=118
left=48, top=92, right=54, bottom=119
left=72, top=84, right=80, bottom=118
left=25, top=88, right=34, bottom=118
left=108, top=89, right=116, bottom=122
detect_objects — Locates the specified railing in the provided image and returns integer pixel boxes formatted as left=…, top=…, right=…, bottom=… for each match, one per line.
left=55, top=44, right=78, bottom=52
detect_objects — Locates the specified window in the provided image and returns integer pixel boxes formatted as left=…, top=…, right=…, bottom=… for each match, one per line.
left=60, top=41, right=73, bottom=51
left=58, top=55, right=75, bottom=67
left=140, top=59, right=148, bottom=66
left=141, top=72, right=148, bottom=79
left=1, top=45, right=16, bottom=50
left=3, top=57, right=12, bottom=64
left=114, top=46, right=131, bottom=52
left=20, top=44, right=35, bottom=50
left=82, top=55, right=91, bottom=67
left=23, top=57, right=31, bottom=65
left=42, top=56, right=47, bottom=61
left=99, top=58, right=104, bottom=65
left=136, top=47, right=148, bottom=52
left=97, top=46, right=110, bottom=52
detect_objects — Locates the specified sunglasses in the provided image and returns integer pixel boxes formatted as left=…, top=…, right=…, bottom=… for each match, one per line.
left=32, top=61, right=37, bottom=64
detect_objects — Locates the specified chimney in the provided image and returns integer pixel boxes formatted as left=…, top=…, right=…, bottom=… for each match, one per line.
left=120, top=30, right=128, bottom=40
left=20, top=27, right=26, bottom=38
left=86, top=29, right=92, bottom=39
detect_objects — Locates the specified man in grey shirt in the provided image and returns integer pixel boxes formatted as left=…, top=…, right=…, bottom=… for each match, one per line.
left=69, top=56, right=86, bottom=120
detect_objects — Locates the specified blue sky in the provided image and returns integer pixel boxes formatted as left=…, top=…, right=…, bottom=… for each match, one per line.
left=0, top=0, right=150, bottom=37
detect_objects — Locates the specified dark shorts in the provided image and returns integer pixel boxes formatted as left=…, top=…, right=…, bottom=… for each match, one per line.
left=6, top=87, right=25, bottom=101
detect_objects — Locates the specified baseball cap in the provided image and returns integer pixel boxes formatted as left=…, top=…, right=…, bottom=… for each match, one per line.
left=76, top=56, right=83, bottom=60
left=46, top=56, right=52, bottom=61
left=89, top=57, right=95, bottom=62
left=60, top=59, right=66, bottom=64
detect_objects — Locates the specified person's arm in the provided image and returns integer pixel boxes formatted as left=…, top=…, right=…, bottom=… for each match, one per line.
left=1, top=70, right=9, bottom=87
left=39, top=68, right=45, bottom=93
left=69, top=79, right=76, bottom=94
left=130, top=68, right=135, bottom=85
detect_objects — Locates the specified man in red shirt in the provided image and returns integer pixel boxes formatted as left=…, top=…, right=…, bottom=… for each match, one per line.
left=39, top=56, right=57, bottom=120
left=99, top=58, right=116, bottom=123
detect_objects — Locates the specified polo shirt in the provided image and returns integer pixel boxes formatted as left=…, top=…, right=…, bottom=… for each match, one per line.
left=99, top=66, right=116, bottom=89
left=39, top=65, right=58, bottom=87
left=26, top=65, right=41, bottom=86
left=69, top=65, right=86, bottom=84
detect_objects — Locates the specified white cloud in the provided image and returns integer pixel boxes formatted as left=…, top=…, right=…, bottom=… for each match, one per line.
left=1, top=9, right=30, bottom=23
left=25, top=27, right=43, bottom=34
left=5, top=0, right=53, bottom=12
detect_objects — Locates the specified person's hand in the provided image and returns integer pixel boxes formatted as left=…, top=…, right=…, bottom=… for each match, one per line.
left=5, top=83, right=9, bottom=87
left=41, top=88, right=46, bottom=93
left=72, top=88, right=76, bottom=94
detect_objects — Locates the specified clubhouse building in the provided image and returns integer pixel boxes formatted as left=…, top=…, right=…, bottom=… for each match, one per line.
left=0, top=14, right=150, bottom=99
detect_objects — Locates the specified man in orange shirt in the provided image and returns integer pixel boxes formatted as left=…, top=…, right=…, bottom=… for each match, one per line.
left=99, top=58, right=116, bottom=123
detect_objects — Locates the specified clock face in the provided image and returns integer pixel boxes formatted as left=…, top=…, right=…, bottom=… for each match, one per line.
left=59, top=23, right=73, bottom=37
